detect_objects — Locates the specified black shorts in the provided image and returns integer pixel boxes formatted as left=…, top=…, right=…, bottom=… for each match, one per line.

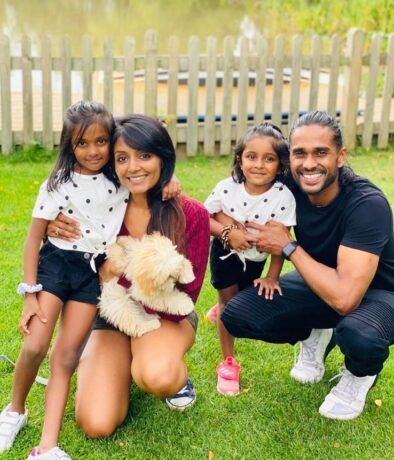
left=210, top=237, right=266, bottom=291
left=93, top=310, right=199, bottom=333
left=37, top=241, right=104, bottom=305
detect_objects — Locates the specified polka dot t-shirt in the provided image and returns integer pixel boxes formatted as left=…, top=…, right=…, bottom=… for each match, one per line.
left=204, top=177, right=296, bottom=262
left=32, top=172, right=129, bottom=254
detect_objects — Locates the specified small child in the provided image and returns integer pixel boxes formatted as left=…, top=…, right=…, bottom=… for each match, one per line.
left=204, top=122, right=296, bottom=396
left=0, top=101, right=129, bottom=460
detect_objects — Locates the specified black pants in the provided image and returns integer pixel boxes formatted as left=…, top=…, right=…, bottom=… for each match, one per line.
left=221, top=271, right=394, bottom=377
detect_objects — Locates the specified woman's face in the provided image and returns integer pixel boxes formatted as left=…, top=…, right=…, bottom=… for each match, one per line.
left=114, top=136, right=161, bottom=195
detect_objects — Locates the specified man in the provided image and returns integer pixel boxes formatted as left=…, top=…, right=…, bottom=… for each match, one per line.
left=221, top=111, right=394, bottom=420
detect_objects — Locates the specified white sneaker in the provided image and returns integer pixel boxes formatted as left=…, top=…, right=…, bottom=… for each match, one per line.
left=290, top=329, right=335, bottom=384
left=319, top=369, right=378, bottom=420
left=27, top=446, right=72, bottom=459
left=165, top=378, right=196, bottom=411
left=0, top=404, right=28, bottom=452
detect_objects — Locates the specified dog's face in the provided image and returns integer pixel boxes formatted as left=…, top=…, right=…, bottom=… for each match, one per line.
left=110, top=233, right=195, bottom=297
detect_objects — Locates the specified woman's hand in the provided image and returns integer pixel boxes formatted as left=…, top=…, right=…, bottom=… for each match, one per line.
left=99, top=259, right=121, bottom=285
left=162, top=175, right=181, bottom=201
left=47, top=212, right=81, bottom=241
left=19, top=294, right=47, bottom=335
left=253, top=277, right=282, bottom=300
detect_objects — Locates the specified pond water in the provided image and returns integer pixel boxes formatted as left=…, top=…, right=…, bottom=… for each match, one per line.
left=0, top=0, right=262, bottom=54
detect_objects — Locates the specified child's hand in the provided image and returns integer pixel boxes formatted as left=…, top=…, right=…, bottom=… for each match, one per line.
left=253, top=277, right=282, bottom=300
left=162, top=175, right=181, bottom=200
left=228, top=228, right=258, bottom=251
left=19, top=294, right=47, bottom=335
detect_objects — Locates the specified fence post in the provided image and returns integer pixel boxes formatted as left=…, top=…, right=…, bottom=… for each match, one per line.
left=289, top=34, right=303, bottom=127
left=236, top=36, right=249, bottom=140
left=124, top=36, right=135, bottom=115
left=144, top=30, right=158, bottom=117
left=0, top=34, right=12, bottom=154
left=204, top=36, right=217, bottom=156
left=82, top=35, right=93, bottom=100
left=104, top=36, right=113, bottom=112
left=327, top=34, right=340, bottom=118
left=254, top=34, right=268, bottom=123
left=220, top=36, right=234, bottom=155
left=62, top=36, right=72, bottom=114
left=187, top=36, right=199, bottom=156
left=272, top=34, right=285, bottom=127
left=42, top=34, right=53, bottom=150
left=378, top=33, right=394, bottom=148
left=309, top=34, right=321, bottom=111
left=22, top=35, right=33, bottom=146
left=167, top=36, right=179, bottom=146
left=362, top=33, right=382, bottom=148
left=341, top=28, right=364, bottom=150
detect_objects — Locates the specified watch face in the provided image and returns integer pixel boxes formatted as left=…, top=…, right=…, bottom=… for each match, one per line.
left=282, top=242, right=298, bottom=260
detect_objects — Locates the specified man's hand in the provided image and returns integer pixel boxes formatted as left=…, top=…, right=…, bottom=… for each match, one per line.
left=19, top=294, right=47, bottom=335
left=228, top=228, right=258, bottom=252
left=247, top=221, right=292, bottom=255
left=47, top=212, right=81, bottom=241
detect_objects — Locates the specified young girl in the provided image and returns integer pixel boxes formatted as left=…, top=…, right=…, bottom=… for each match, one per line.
left=0, top=101, right=130, bottom=460
left=204, top=123, right=296, bottom=396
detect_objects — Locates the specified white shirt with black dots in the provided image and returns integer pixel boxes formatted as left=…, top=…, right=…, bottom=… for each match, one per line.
left=32, top=171, right=129, bottom=254
left=204, top=177, right=297, bottom=262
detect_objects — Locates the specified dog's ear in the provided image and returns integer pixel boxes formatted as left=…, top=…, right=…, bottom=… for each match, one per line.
left=177, top=258, right=195, bottom=284
left=134, top=274, right=156, bottom=298
left=116, top=236, right=130, bottom=249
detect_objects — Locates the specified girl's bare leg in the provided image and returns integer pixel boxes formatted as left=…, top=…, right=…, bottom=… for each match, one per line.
left=38, top=300, right=97, bottom=452
left=217, top=285, right=239, bottom=359
left=131, top=318, right=195, bottom=397
left=75, top=329, right=131, bottom=439
left=10, top=292, right=63, bottom=414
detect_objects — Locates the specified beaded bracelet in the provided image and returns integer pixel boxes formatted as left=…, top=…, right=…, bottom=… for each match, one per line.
left=220, top=223, right=238, bottom=250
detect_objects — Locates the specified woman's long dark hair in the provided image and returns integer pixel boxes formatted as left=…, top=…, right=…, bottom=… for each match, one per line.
left=47, top=100, right=117, bottom=191
left=112, top=114, right=186, bottom=252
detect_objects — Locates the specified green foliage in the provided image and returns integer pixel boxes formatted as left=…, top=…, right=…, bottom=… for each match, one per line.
left=1, top=0, right=393, bottom=54
left=0, top=151, right=393, bottom=459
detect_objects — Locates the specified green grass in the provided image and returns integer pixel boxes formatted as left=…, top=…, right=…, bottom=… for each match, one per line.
left=0, top=149, right=393, bottom=460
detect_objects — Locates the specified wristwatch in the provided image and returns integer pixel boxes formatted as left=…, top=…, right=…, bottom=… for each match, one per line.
left=282, top=241, right=298, bottom=261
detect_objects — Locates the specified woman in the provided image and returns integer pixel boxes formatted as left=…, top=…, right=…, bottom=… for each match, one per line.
left=49, top=114, right=210, bottom=437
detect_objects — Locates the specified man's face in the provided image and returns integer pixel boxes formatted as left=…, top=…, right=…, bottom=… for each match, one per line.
left=290, top=124, right=346, bottom=206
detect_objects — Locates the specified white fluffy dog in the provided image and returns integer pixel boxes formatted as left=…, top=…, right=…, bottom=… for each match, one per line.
left=98, top=232, right=195, bottom=337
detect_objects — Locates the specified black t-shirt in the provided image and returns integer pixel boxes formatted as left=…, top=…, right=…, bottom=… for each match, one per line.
left=294, top=176, right=394, bottom=292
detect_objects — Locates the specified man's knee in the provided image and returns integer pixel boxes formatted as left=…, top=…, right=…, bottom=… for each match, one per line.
left=336, top=316, right=390, bottom=362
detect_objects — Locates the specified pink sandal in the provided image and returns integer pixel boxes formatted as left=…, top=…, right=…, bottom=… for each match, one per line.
left=216, top=357, right=241, bottom=396
left=205, top=304, right=219, bottom=323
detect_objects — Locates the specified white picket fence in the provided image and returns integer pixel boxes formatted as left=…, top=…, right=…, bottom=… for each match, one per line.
left=0, top=28, right=393, bottom=155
